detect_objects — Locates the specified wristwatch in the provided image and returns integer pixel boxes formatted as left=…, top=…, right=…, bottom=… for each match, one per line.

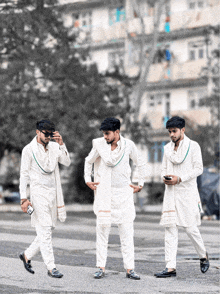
left=20, top=199, right=27, bottom=205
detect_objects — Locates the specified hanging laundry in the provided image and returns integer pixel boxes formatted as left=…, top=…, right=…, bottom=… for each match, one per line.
left=165, top=22, right=170, bottom=33
left=165, top=49, right=171, bottom=61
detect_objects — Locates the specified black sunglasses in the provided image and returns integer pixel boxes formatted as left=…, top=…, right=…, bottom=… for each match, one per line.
left=41, top=130, right=54, bottom=138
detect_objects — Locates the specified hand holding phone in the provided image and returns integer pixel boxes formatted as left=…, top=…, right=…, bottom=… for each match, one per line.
left=27, top=205, right=34, bottom=215
left=164, top=176, right=172, bottom=180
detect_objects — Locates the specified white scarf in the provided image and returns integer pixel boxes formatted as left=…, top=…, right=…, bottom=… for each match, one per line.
left=160, top=135, right=191, bottom=227
left=93, top=136, right=126, bottom=225
left=30, top=136, right=66, bottom=222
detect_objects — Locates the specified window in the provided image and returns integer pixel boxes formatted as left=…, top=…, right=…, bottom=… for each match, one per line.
left=81, top=12, right=92, bottom=28
left=189, top=50, right=196, bottom=60
left=198, top=1, right=204, bottom=8
left=198, top=48, right=204, bottom=59
left=148, top=94, right=163, bottom=108
left=188, top=90, right=207, bottom=109
left=188, top=40, right=205, bottom=60
left=188, top=0, right=206, bottom=9
left=109, top=6, right=126, bottom=26
left=127, top=42, right=141, bottom=66
left=72, top=12, right=92, bottom=30
left=189, top=1, right=196, bottom=9
left=108, top=51, right=124, bottom=70
left=148, top=142, right=168, bottom=163
left=164, top=93, right=170, bottom=127
left=149, top=95, right=155, bottom=107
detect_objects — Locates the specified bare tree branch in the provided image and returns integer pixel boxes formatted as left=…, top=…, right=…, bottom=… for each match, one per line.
left=130, top=0, right=166, bottom=120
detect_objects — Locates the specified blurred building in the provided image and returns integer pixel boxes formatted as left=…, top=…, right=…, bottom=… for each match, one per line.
left=60, top=0, right=220, bottom=182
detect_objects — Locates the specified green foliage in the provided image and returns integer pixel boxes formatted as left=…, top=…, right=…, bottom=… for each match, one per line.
left=0, top=0, right=71, bottom=150
left=185, top=124, right=219, bottom=168
left=0, top=0, right=133, bottom=203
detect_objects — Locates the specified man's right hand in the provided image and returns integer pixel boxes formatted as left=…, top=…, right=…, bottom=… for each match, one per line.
left=86, top=182, right=100, bottom=191
left=20, top=199, right=32, bottom=213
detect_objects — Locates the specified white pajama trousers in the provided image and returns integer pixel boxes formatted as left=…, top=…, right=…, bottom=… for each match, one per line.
left=96, top=222, right=134, bottom=270
left=165, top=225, right=207, bottom=269
left=25, top=225, right=56, bottom=271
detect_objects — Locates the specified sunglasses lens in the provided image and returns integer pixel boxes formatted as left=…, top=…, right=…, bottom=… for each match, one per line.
left=43, top=131, right=53, bottom=137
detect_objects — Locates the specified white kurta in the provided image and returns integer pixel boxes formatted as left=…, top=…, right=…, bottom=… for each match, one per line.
left=161, top=138, right=203, bottom=227
left=20, top=139, right=70, bottom=227
left=84, top=137, right=146, bottom=224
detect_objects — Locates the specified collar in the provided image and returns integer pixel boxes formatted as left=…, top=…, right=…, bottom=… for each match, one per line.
left=36, top=137, right=49, bottom=151
left=171, top=135, right=185, bottom=150
left=116, top=138, right=121, bottom=147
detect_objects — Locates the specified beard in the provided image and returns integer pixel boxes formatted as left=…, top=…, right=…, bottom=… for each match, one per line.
left=172, top=136, right=181, bottom=144
left=106, top=139, right=114, bottom=145
left=40, top=138, right=50, bottom=146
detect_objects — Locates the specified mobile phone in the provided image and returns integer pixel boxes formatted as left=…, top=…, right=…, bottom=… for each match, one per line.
left=27, top=205, right=34, bottom=215
left=164, top=176, right=172, bottom=180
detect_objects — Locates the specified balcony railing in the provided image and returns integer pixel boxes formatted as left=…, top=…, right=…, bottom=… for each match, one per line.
left=170, top=6, right=220, bottom=31
left=125, top=59, right=207, bottom=82
left=150, top=59, right=207, bottom=82
left=90, top=5, right=220, bottom=44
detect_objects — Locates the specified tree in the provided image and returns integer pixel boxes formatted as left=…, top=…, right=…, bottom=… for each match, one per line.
left=101, top=0, right=167, bottom=145
left=0, top=0, right=126, bottom=202
left=185, top=122, right=219, bottom=168
left=0, top=0, right=125, bottom=150
left=0, top=0, right=71, bottom=153
left=125, top=0, right=168, bottom=120
left=194, top=26, right=220, bottom=168
left=200, top=26, right=220, bottom=126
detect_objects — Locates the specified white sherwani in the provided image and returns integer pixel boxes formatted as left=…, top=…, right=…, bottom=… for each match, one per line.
left=85, top=136, right=146, bottom=269
left=161, top=138, right=203, bottom=227
left=84, top=136, right=145, bottom=224
left=161, top=136, right=206, bottom=269
left=20, top=139, right=70, bottom=227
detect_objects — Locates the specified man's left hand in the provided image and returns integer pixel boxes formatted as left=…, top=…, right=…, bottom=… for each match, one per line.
left=21, top=199, right=32, bottom=213
left=130, top=184, right=142, bottom=193
left=163, top=175, right=180, bottom=185
left=53, top=131, right=64, bottom=145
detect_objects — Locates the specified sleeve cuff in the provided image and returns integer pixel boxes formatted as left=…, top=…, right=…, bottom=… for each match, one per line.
left=59, top=144, right=66, bottom=150
left=180, top=175, right=188, bottom=182
left=85, top=176, right=92, bottom=183
left=138, top=181, right=144, bottom=188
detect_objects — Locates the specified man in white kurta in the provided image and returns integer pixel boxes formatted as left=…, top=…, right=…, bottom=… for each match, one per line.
left=19, top=120, right=70, bottom=278
left=84, top=118, right=146, bottom=280
left=154, top=116, right=209, bottom=278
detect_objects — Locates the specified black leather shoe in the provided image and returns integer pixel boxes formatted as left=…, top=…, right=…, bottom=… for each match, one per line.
left=94, top=268, right=105, bottom=279
left=126, top=270, right=140, bottom=280
left=48, top=268, right=63, bottom=278
left=200, top=252, right=210, bottom=273
left=19, top=252, right=34, bottom=274
left=154, top=268, right=176, bottom=278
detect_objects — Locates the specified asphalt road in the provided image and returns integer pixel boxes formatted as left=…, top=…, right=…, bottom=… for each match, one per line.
left=0, top=210, right=219, bottom=294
